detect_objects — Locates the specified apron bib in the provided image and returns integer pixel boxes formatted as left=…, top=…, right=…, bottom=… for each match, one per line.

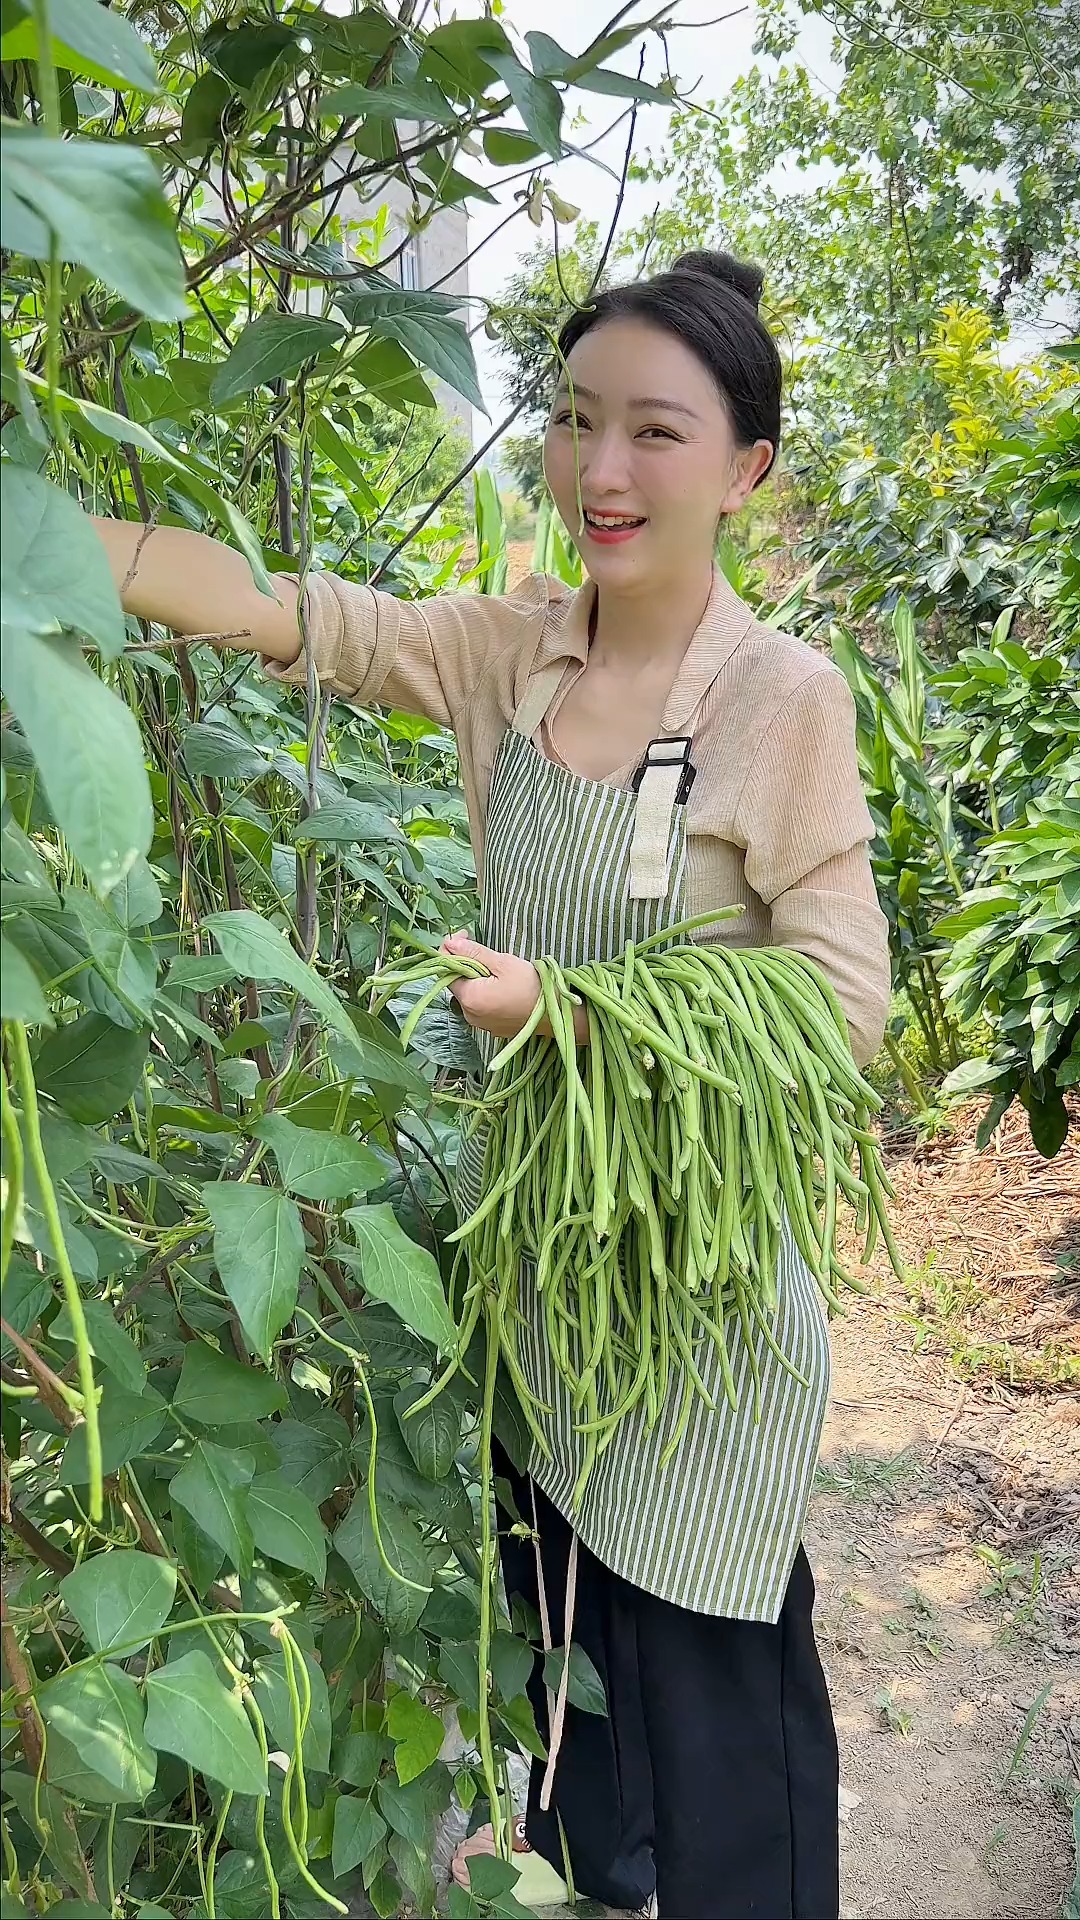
left=457, top=675, right=830, bottom=1624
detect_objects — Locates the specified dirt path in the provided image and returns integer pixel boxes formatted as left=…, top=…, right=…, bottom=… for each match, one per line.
left=815, top=1107, right=1079, bottom=1920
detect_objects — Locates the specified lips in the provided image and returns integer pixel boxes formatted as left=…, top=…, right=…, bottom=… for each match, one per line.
left=582, top=508, right=648, bottom=545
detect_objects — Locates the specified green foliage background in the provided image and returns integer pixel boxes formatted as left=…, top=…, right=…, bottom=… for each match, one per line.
left=0, top=0, right=1077, bottom=1915
left=0, top=5, right=666, bottom=1915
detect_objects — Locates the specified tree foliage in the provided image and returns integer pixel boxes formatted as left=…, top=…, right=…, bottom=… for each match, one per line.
left=635, top=0, right=1079, bottom=446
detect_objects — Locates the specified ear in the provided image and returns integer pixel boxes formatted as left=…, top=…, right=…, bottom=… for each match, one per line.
left=719, top=439, right=775, bottom=514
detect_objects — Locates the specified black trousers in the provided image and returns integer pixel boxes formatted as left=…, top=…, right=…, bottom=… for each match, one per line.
left=497, top=1455, right=840, bottom=1920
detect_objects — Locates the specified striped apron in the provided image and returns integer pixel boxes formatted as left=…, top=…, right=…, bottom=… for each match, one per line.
left=459, top=668, right=831, bottom=1625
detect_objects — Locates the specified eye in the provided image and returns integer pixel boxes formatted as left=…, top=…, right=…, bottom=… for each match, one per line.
left=552, top=408, right=590, bottom=430
left=638, top=425, right=681, bottom=441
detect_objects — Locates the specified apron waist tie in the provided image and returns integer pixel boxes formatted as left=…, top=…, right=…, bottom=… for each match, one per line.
left=530, top=1482, right=580, bottom=1812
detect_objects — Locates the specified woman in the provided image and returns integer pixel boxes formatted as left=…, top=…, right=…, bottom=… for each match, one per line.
left=98, top=250, right=890, bottom=1920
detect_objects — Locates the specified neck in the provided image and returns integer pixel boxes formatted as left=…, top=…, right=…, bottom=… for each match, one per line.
left=590, top=559, right=715, bottom=671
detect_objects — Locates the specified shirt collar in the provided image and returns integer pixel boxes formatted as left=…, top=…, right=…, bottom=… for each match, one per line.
left=547, top=567, right=755, bottom=733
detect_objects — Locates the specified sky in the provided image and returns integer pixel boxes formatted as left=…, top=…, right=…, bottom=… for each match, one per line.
left=455, top=0, right=839, bottom=433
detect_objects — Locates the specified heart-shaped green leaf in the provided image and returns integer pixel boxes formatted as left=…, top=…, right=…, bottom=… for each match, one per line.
left=60, top=1550, right=176, bottom=1655
left=144, top=1648, right=267, bottom=1795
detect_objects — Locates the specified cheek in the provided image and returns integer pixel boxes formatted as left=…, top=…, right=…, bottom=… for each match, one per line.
left=647, top=448, right=726, bottom=522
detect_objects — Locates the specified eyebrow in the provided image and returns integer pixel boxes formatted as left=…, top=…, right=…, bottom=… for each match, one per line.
left=554, top=382, right=702, bottom=421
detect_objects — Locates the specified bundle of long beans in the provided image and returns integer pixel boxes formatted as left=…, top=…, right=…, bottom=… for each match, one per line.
left=372, top=915, right=902, bottom=1501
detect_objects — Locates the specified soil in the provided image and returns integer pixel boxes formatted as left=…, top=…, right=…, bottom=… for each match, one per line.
left=813, top=1103, right=1079, bottom=1920
left=505, top=541, right=536, bottom=589
left=814, top=1121, right=1076, bottom=1912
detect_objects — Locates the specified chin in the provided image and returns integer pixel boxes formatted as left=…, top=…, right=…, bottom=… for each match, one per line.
left=576, top=535, right=656, bottom=587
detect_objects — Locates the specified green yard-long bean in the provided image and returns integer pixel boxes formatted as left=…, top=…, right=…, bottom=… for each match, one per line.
left=371, top=931, right=902, bottom=1492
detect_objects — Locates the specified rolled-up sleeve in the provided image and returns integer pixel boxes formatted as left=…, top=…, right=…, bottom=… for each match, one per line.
left=735, top=667, right=891, bottom=1066
left=264, top=571, right=549, bottom=730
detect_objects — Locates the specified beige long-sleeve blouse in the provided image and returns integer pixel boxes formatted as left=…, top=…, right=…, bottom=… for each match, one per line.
left=267, top=566, right=891, bottom=1066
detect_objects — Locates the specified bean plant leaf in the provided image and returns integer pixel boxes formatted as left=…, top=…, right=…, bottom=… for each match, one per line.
left=395, top=1380, right=461, bottom=1481
left=343, top=1204, right=456, bottom=1350
left=3, top=1774, right=96, bottom=1896
left=103, top=857, right=162, bottom=928
left=543, top=1642, right=607, bottom=1716
left=182, top=721, right=270, bottom=783
left=488, top=1633, right=534, bottom=1707
left=289, top=798, right=404, bottom=845
left=566, top=61, right=672, bottom=102
left=328, top=1005, right=429, bottom=1096
left=271, top=1411, right=351, bottom=1503
left=0, top=325, right=45, bottom=443
left=0, top=0, right=159, bottom=90
left=45, top=1726, right=141, bottom=1809
left=171, top=1341, right=289, bottom=1425
left=485, top=48, right=564, bottom=155
left=466, top=1854, right=528, bottom=1904
left=171, top=1505, right=226, bottom=1597
left=59, top=1550, right=177, bottom=1655
left=313, top=412, right=381, bottom=511
left=252, top=1112, right=385, bottom=1202
left=247, top=1474, right=328, bottom=1582
left=369, top=312, right=485, bottom=414
left=204, top=1181, right=305, bottom=1362
left=497, top=1691, right=546, bottom=1760
left=421, top=14, right=511, bottom=92
left=320, top=78, right=457, bottom=125
left=376, top=1768, right=449, bottom=1851
left=334, top=1488, right=435, bottom=1633
left=332, top=1795, right=388, bottom=1878
left=0, top=127, right=187, bottom=319
left=0, top=933, right=50, bottom=1023
left=169, top=1440, right=256, bottom=1577
left=34, top=1013, right=148, bottom=1123
left=387, top=1690, right=445, bottom=1785
left=166, top=954, right=239, bottom=992
left=2, top=631, right=154, bottom=897
left=60, top=1382, right=167, bottom=1483
left=333, top=1727, right=391, bottom=1794
left=0, top=1257, right=52, bottom=1359
left=39, top=1664, right=156, bottom=1801
left=143, top=1649, right=267, bottom=1795
left=1, top=464, right=125, bottom=659
left=54, top=1295, right=146, bottom=1393
left=351, top=334, right=437, bottom=410
left=204, top=909, right=420, bottom=1091
left=68, top=892, right=158, bottom=1021
left=211, top=312, right=344, bottom=404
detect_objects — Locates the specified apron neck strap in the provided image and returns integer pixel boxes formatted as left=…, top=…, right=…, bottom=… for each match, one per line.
left=629, top=737, right=693, bottom=900
left=511, top=665, right=691, bottom=901
left=511, top=662, right=567, bottom=740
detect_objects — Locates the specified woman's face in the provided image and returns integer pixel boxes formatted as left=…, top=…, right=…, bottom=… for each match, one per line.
left=543, top=316, right=773, bottom=592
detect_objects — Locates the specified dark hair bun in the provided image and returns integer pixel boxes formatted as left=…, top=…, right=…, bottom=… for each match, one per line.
left=672, top=249, right=764, bottom=313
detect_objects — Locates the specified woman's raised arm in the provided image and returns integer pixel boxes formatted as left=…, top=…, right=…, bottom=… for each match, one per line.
left=95, top=515, right=558, bottom=733
left=93, top=518, right=302, bottom=665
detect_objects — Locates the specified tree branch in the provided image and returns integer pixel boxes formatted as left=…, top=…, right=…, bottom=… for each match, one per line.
left=8, top=1506, right=76, bottom=1578
left=0, top=1320, right=76, bottom=1429
left=1, top=1588, right=46, bottom=1782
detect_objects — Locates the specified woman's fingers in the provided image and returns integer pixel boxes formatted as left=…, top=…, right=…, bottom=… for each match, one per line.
left=442, top=932, right=498, bottom=965
left=451, top=1824, right=497, bottom=1886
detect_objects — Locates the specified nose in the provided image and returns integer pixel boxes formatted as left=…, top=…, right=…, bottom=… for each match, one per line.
left=581, top=427, right=634, bottom=497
